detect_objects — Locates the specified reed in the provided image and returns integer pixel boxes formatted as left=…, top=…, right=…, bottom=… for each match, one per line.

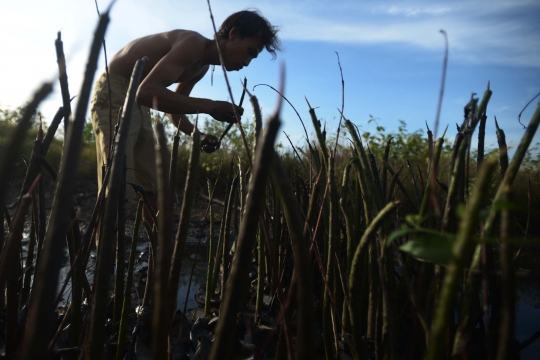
left=2, top=9, right=539, bottom=360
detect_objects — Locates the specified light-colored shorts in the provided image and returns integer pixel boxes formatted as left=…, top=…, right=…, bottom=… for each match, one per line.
left=90, top=72, right=157, bottom=199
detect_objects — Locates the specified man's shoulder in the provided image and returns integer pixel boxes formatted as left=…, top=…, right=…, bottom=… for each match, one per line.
left=168, top=30, right=207, bottom=46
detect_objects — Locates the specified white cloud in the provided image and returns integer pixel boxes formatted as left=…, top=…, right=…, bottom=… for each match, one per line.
left=382, top=5, right=453, bottom=17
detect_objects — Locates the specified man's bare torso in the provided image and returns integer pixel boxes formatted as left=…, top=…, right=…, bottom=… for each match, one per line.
left=109, top=30, right=208, bottom=85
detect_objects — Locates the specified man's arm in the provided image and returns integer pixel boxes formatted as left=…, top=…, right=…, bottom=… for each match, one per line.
left=136, top=34, right=242, bottom=123
left=166, top=67, right=209, bottom=136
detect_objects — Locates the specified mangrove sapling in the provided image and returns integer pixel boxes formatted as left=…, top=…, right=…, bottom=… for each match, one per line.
left=382, top=160, right=418, bottom=213
left=271, top=152, right=315, bottom=360
left=55, top=31, right=72, bottom=135
left=116, top=199, right=143, bottom=360
left=152, top=118, right=174, bottom=360
left=419, top=126, right=448, bottom=218
left=220, top=175, right=239, bottom=299
left=20, top=203, right=37, bottom=309
left=441, top=136, right=469, bottom=232
left=88, top=56, right=146, bottom=360
left=204, top=180, right=217, bottom=315
left=427, top=158, right=497, bottom=360
left=348, top=201, right=399, bottom=355
left=456, top=101, right=540, bottom=351
left=3, top=193, right=32, bottom=355
left=22, top=12, right=111, bottom=360
left=113, top=156, right=127, bottom=335
left=209, top=94, right=282, bottom=360
left=340, top=161, right=355, bottom=284
left=381, top=138, right=393, bottom=204
left=16, top=119, right=45, bottom=211
left=209, top=165, right=234, bottom=305
left=255, top=223, right=266, bottom=323
left=41, top=106, right=65, bottom=156
left=169, top=127, right=181, bottom=203
left=344, top=117, right=384, bottom=211
left=68, top=212, right=84, bottom=346
left=306, top=97, right=329, bottom=169
left=495, top=116, right=509, bottom=178
left=368, top=147, right=386, bottom=208
left=321, top=156, right=339, bottom=359
left=0, top=82, right=52, bottom=227
left=496, top=186, right=516, bottom=360
left=166, top=124, right=201, bottom=342
left=407, top=159, right=422, bottom=206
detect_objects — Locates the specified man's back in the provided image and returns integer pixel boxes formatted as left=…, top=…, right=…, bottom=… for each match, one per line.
left=109, top=30, right=208, bottom=85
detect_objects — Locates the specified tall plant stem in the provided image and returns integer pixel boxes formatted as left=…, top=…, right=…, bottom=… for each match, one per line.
left=210, top=97, right=282, bottom=360
left=116, top=199, right=143, bottom=360
left=427, top=159, right=496, bottom=360
left=87, top=56, right=145, bottom=360
left=22, top=12, right=111, bottom=359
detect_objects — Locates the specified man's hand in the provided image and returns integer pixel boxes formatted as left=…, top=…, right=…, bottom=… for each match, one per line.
left=201, top=133, right=220, bottom=153
left=210, top=101, right=244, bottom=123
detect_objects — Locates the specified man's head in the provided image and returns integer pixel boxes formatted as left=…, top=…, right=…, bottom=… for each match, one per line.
left=217, top=10, right=281, bottom=71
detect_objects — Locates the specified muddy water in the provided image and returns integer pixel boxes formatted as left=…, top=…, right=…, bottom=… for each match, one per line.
left=514, top=249, right=540, bottom=359
left=20, top=230, right=211, bottom=316
left=19, top=234, right=540, bottom=358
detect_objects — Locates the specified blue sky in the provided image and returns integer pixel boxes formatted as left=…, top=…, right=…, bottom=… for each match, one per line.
left=1, top=0, right=539, bottom=153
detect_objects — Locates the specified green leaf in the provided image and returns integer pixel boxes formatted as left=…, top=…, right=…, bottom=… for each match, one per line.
left=405, top=214, right=426, bottom=227
left=386, top=227, right=414, bottom=247
left=399, top=235, right=455, bottom=265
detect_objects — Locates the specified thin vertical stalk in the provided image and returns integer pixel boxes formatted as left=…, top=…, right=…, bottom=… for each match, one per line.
left=441, top=136, right=468, bottom=232
left=3, top=194, right=32, bottom=355
left=166, top=125, right=201, bottom=331
left=210, top=101, right=281, bottom=360
left=323, top=157, right=339, bottom=359
left=0, top=83, right=52, bottom=234
left=271, top=153, right=315, bottom=360
left=255, top=224, right=266, bottom=322
left=340, top=161, right=354, bottom=281
left=306, top=97, right=329, bottom=169
left=495, top=117, right=508, bottom=178
left=348, top=201, right=398, bottom=354
left=427, top=159, right=496, bottom=360
left=382, top=161, right=419, bottom=213
left=459, top=103, right=540, bottom=341
left=204, top=180, right=216, bottom=316
left=496, top=186, right=515, bottom=360
left=381, top=138, right=392, bottom=204
left=20, top=204, right=37, bottom=308
left=113, top=156, right=127, bottom=334
left=86, top=55, right=144, bottom=360
left=69, top=218, right=84, bottom=346
left=345, top=118, right=383, bottom=210
left=210, top=170, right=232, bottom=301
left=22, top=12, right=110, bottom=360
left=116, top=199, right=143, bottom=360
left=220, top=175, right=239, bottom=298
left=419, top=130, right=447, bottom=217
left=169, top=128, right=181, bottom=196
left=152, top=120, right=174, bottom=360
left=55, top=31, right=72, bottom=134
left=407, top=159, right=422, bottom=205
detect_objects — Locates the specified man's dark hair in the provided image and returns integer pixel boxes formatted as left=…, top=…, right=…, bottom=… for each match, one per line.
left=218, top=10, right=281, bottom=59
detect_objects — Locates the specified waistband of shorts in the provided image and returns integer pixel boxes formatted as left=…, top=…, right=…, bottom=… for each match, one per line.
left=97, top=72, right=130, bottom=89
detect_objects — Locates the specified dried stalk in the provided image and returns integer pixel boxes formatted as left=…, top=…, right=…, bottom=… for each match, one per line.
left=22, top=12, right=111, bottom=360
left=87, top=56, right=146, bottom=359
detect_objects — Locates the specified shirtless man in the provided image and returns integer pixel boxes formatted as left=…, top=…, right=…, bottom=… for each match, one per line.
left=90, top=10, right=280, bottom=208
